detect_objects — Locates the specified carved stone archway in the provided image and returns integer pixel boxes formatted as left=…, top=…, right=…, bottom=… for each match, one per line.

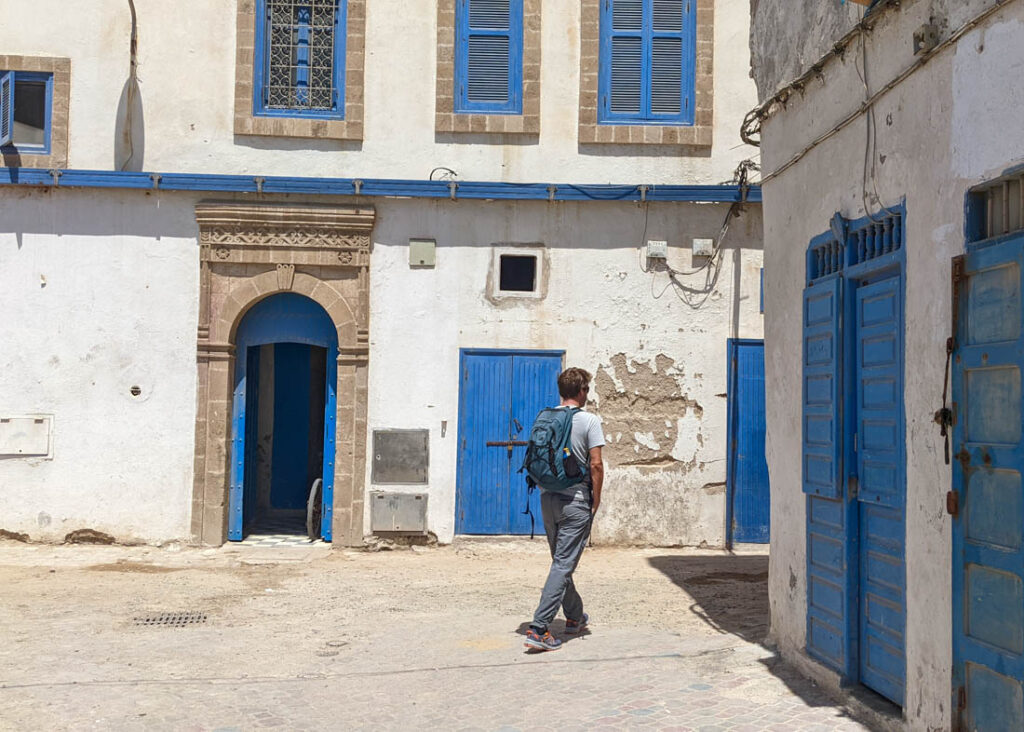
left=192, top=202, right=374, bottom=546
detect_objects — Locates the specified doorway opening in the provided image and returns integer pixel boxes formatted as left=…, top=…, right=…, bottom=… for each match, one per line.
left=229, top=293, right=338, bottom=543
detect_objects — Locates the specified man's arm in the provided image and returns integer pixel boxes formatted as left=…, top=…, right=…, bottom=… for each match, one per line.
left=588, top=445, right=603, bottom=514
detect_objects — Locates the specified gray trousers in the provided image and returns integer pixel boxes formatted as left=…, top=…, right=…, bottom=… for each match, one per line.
left=530, top=491, right=593, bottom=632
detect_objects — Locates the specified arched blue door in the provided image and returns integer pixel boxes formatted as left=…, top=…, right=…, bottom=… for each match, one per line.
left=229, top=293, right=338, bottom=541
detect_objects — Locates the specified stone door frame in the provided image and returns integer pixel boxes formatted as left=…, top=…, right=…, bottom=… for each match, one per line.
left=192, top=201, right=374, bottom=546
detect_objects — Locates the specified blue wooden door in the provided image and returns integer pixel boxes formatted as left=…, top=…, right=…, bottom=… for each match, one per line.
left=953, top=238, right=1024, bottom=730
left=854, top=276, right=906, bottom=706
left=456, top=350, right=562, bottom=535
left=228, top=293, right=338, bottom=542
left=728, top=340, right=770, bottom=543
left=803, top=277, right=855, bottom=676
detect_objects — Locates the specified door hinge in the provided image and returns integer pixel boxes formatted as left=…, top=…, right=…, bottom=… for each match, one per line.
left=947, top=490, right=960, bottom=517
left=853, top=433, right=858, bottom=452
left=956, top=685, right=966, bottom=710
left=951, top=254, right=966, bottom=338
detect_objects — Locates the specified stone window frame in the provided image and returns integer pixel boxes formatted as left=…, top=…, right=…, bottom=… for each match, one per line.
left=578, top=0, right=713, bottom=146
left=234, top=0, right=365, bottom=141
left=0, top=55, right=70, bottom=169
left=435, top=0, right=541, bottom=135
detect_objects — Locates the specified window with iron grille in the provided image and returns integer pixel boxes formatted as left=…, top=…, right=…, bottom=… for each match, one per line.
left=254, top=0, right=346, bottom=119
left=598, top=0, right=696, bottom=125
left=455, top=0, right=523, bottom=114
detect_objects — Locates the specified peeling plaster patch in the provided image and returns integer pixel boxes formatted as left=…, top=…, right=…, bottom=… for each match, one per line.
left=594, top=354, right=704, bottom=467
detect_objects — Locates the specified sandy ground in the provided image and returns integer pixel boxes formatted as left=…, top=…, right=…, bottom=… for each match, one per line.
left=0, top=539, right=866, bottom=731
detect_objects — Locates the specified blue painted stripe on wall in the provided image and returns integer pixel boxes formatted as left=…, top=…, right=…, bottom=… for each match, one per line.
left=0, top=167, right=762, bottom=203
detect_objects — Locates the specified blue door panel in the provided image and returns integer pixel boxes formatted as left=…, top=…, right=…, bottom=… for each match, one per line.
left=456, top=350, right=562, bottom=535
left=728, top=340, right=770, bottom=544
left=855, top=276, right=906, bottom=706
left=271, top=343, right=313, bottom=510
left=456, top=353, right=513, bottom=534
left=509, top=355, right=562, bottom=534
left=803, top=278, right=843, bottom=499
left=954, top=236, right=1024, bottom=728
left=243, top=348, right=261, bottom=529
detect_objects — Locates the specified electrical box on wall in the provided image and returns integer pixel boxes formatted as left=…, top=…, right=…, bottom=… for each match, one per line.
left=646, top=239, right=668, bottom=259
left=0, top=416, right=53, bottom=458
left=409, top=238, right=436, bottom=267
left=371, top=491, right=428, bottom=535
left=692, top=238, right=715, bottom=257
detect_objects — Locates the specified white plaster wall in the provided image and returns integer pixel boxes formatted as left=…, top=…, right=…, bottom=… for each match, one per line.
left=367, top=198, right=764, bottom=545
left=0, top=0, right=758, bottom=184
left=0, top=188, right=200, bottom=544
left=759, top=3, right=1024, bottom=728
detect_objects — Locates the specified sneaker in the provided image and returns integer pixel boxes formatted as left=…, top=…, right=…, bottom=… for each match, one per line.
left=565, top=612, right=589, bottom=635
left=524, top=628, right=562, bottom=651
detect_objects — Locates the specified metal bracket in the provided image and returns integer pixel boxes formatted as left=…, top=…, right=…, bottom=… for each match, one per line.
left=150, top=173, right=162, bottom=190
left=353, top=179, right=363, bottom=195
left=48, top=169, right=62, bottom=187
left=448, top=181, right=458, bottom=201
left=547, top=185, right=557, bottom=202
left=253, top=176, right=265, bottom=194
left=638, top=185, right=649, bottom=203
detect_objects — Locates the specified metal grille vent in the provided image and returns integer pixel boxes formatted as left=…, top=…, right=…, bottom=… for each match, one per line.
left=970, top=173, right=1024, bottom=243
left=133, top=611, right=208, bottom=628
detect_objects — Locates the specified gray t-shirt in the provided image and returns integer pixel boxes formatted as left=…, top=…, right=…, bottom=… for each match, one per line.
left=557, top=406, right=605, bottom=500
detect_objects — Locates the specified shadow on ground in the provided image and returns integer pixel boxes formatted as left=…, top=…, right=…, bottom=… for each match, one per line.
left=647, top=554, right=877, bottom=724
left=647, top=554, right=769, bottom=644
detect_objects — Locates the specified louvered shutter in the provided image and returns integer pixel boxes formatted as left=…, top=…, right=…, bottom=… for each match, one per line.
left=0, top=72, right=12, bottom=147
left=600, top=0, right=695, bottom=124
left=456, top=0, right=522, bottom=113
left=802, top=276, right=843, bottom=498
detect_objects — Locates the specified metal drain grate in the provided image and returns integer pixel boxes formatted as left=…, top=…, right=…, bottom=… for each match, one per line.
left=133, top=611, right=208, bottom=628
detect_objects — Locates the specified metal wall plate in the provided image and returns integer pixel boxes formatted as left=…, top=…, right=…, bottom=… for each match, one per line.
left=370, top=491, right=428, bottom=534
left=372, top=429, right=429, bottom=484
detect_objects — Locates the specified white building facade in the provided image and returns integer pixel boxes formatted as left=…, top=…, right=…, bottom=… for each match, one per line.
left=752, top=0, right=1024, bottom=728
left=0, top=0, right=764, bottom=550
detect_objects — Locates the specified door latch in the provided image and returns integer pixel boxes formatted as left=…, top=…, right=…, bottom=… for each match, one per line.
left=947, top=490, right=960, bottom=517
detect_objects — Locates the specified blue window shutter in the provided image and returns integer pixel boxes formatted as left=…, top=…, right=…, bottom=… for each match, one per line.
left=456, top=0, right=523, bottom=114
left=0, top=71, right=12, bottom=147
left=600, top=0, right=695, bottom=124
left=802, top=277, right=843, bottom=498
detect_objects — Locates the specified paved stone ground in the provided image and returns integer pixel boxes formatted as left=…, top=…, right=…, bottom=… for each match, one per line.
left=0, top=540, right=870, bottom=731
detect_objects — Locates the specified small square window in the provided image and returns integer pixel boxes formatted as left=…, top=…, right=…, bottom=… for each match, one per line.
left=490, top=245, right=545, bottom=300
left=0, top=71, right=52, bottom=153
left=499, top=254, right=536, bottom=292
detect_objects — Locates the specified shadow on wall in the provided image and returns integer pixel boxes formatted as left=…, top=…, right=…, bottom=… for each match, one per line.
left=114, top=75, right=145, bottom=172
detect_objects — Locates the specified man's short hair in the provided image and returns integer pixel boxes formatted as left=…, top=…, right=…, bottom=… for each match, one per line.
left=558, top=367, right=592, bottom=399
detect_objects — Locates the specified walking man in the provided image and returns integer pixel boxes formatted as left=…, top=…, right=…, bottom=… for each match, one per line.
left=523, top=367, right=605, bottom=652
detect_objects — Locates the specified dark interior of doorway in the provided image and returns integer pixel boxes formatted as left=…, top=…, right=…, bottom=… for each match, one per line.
left=244, top=342, right=326, bottom=538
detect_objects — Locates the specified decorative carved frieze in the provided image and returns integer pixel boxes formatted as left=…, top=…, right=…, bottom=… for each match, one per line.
left=195, top=202, right=375, bottom=268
